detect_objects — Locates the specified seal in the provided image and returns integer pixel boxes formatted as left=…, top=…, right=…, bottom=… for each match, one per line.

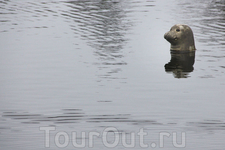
left=164, top=24, right=196, bottom=51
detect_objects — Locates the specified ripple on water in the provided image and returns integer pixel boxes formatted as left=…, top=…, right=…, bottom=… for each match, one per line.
left=187, top=120, right=225, bottom=131
left=171, top=0, right=225, bottom=78
left=1, top=1, right=225, bottom=149
left=2, top=109, right=225, bottom=132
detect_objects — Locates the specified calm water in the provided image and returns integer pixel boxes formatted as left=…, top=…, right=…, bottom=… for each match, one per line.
left=0, top=0, right=225, bottom=149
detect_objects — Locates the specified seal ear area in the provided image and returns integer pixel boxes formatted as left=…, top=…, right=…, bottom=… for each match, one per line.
left=182, top=26, right=195, bottom=40
left=182, top=25, right=194, bottom=35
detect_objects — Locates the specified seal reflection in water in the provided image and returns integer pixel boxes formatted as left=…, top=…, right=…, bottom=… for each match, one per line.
left=165, top=51, right=195, bottom=78
left=164, top=24, right=196, bottom=78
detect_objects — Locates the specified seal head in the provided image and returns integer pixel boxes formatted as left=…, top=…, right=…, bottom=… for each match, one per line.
left=164, top=24, right=196, bottom=51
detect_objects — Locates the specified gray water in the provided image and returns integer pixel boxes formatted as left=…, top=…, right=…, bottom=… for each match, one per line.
left=0, top=0, right=225, bottom=149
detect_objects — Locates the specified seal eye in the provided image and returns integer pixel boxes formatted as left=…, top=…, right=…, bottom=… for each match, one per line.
left=176, top=29, right=180, bottom=32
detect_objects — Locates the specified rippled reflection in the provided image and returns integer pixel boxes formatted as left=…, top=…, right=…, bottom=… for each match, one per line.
left=2, top=110, right=225, bottom=131
left=1, top=110, right=159, bottom=126
left=171, top=0, right=225, bottom=78
left=176, top=0, right=225, bottom=50
left=60, top=0, right=139, bottom=80
left=62, top=1, right=132, bottom=61
left=1, top=0, right=225, bottom=149
left=165, top=51, right=195, bottom=78
left=187, top=120, right=225, bottom=131
left=198, top=0, right=225, bottom=48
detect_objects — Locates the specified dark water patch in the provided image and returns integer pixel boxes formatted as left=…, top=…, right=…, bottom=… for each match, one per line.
left=33, top=26, right=48, bottom=28
left=62, top=109, right=83, bottom=111
left=43, top=110, right=85, bottom=124
left=107, top=68, right=122, bottom=74
left=2, top=110, right=161, bottom=126
left=97, top=100, right=112, bottom=102
left=62, top=109, right=85, bottom=115
left=63, top=112, right=85, bottom=114
left=21, top=121, right=40, bottom=124
left=102, top=62, right=127, bottom=65
left=0, top=30, right=7, bottom=32
left=87, top=114, right=160, bottom=126
left=1, top=109, right=85, bottom=125
left=0, top=127, right=11, bottom=130
left=2, top=112, right=42, bottom=120
left=54, top=121, right=79, bottom=124
left=131, top=120, right=162, bottom=126
left=0, top=20, right=10, bottom=22
left=47, top=115, right=84, bottom=118
left=199, top=75, right=215, bottom=78
left=187, top=120, right=225, bottom=131
left=2, top=106, right=225, bottom=132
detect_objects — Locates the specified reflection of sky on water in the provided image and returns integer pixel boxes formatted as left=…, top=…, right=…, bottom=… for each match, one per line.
left=62, top=1, right=130, bottom=80
left=61, top=0, right=156, bottom=79
left=63, top=1, right=130, bottom=56
left=1, top=0, right=225, bottom=150
left=65, top=1, right=135, bottom=57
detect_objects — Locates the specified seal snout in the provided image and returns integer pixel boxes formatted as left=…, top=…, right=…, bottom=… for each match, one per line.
left=164, top=32, right=170, bottom=40
left=164, top=32, right=177, bottom=44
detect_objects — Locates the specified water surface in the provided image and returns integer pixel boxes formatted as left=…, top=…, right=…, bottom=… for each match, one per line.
left=0, top=0, right=225, bottom=150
